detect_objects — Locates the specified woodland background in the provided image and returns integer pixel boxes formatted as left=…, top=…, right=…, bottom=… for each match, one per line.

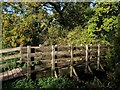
left=1, top=1, right=120, bottom=88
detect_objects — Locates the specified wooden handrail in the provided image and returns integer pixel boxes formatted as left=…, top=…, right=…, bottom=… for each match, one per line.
left=0, top=47, right=20, bottom=54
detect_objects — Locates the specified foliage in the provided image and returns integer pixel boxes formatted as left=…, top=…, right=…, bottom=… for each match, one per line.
left=2, top=77, right=78, bottom=89
left=1, top=2, right=120, bottom=89
left=67, top=26, right=97, bottom=45
left=37, top=77, right=78, bottom=89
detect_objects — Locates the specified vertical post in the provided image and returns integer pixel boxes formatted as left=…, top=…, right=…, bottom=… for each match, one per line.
left=51, top=45, right=55, bottom=76
left=55, top=45, right=58, bottom=78
left=20, top=45, right=23, bottom=63
left=27, top=45, right=31, bottom=78
left=70, top=45, right=73, bottom=77
left=85, top=45, right=88, bottom=73
left=97, top=44, right=100, bottom=70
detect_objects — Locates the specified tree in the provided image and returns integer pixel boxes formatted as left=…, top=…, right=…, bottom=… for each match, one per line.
left=2, top=2, right=49, bottom=47
left=87, top=2, right=119, bottom=44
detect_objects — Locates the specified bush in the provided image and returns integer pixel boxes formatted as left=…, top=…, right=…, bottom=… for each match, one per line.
left=37, top=77, right=78, bottom=89
left=2, top=77, right=78, bottom=89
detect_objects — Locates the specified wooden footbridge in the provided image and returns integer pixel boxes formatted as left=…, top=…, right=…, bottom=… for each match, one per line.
left=0, top=44, right=109, bottom=81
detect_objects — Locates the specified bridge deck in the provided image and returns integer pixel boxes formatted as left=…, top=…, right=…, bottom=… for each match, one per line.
left=0, top=68, right=25, bottom=81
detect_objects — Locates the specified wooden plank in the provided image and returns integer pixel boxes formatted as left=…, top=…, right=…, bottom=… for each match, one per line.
left=57, top=45, right=70, bottom=51
left=35, top=46, right=52, bottom=52
left=11, top=68, right=19, bottom=78
left=8, top=70, right=13, bottom=80
left=73, top=52, right=86, bottom=57
left=97, top=44, right=100, bottom=70
left=16, top=71, right=23, bottom=77
left=19, top=68, right=24, bottom=76
left=0, top=72, right=3, bottom=81
left=15, top=68, right=23, bottom=76
left=0, top=47, right=20, bottom=54
left=88, top=49, right=97, bottom=54
left=85, top=45, right=88, bottom=73
left=73, top=45, right=86, bottom=50
left=30, top=52, right=50, bottom=57
left=70, top=45, right=73, bottom=77
left=20, top=45, right=23, bottom=62
left=54, top=45, right=58, bottom=78
left=34, top=56, right=52, bottom=60
left=51, top=45, right=55, bottom=76
left=56, top=58, right=71, bottom=62
left=73, top=67, right=80, bottom=82
left=27, top=46, right=31, bottom=78
left=56, top=62, right=70, bottom=66
left=3, top=71, right=9, bottom=81
left=11, top=69, right=18, bottom=79
left=0, top=53, right=27, bottom=61
left=31, top=46, right=39, bottom=49
left=21, top=47, right=27, bottom=53
left=39, top=60, right=51, bottom=63
left=56, top=52, right=71, bottom=58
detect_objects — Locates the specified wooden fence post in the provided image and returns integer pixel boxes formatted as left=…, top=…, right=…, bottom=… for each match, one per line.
left=85, top=45, right=88, bottom=73
left=51, top=45, right=55, bottom=77
left=70, top=45, right=73, bottom=77
left=27, top=45, right=31, bottom=78
left=97, top=44, right=100, bottom=70
left=55, top=45, right=58, bottom=78
left=20, top=45, right=23, bottom=63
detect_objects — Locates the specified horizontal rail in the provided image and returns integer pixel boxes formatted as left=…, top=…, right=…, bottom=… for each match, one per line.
left=30, top=52, right=50, bottom=57
left=0, top=47, right=20, bottom=54
left=0, top=54, right=27, bottom=61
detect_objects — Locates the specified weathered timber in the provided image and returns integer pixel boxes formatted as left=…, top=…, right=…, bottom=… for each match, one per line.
left=35, top=46, right=52, bottom=52
left=27, top=46, right=31, bottom=78
left=73, top=46, right=86, bottom=50
left=33, top=54, right=52, bottom=60
left=8, top=70, right=13, bottom=80
left=70, top=45, right=73, bottom=77
left=0, top=72, right=3, bottom=81
left=51, top=45, right=55, bottom=77
left=55, top=58, right=71, bottom=61
left=0, top=47, right=20, bottom=54
left=0, top=54, right=27, bottom=61
left=31, top=46, right=39, bottom=49
left=0, top=44, right=109, bottom=81
left=73, top=67, right=80, bottom=82
left=97, top=44, right=100, bottom=70
left=73, top=52, right=86, bottom=57
left=88, top=50, right=98, bottom=55
left=30, top=52, right=50, bottom=57
left=3, top=71, right=8, bottom=81
left=21, top=47, right=27, bottom=53
left=20, top=45, right=23, bottom=62
left=85, top=45, right=88, bottom=73
left=57, top=45, right=70, bottom=51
